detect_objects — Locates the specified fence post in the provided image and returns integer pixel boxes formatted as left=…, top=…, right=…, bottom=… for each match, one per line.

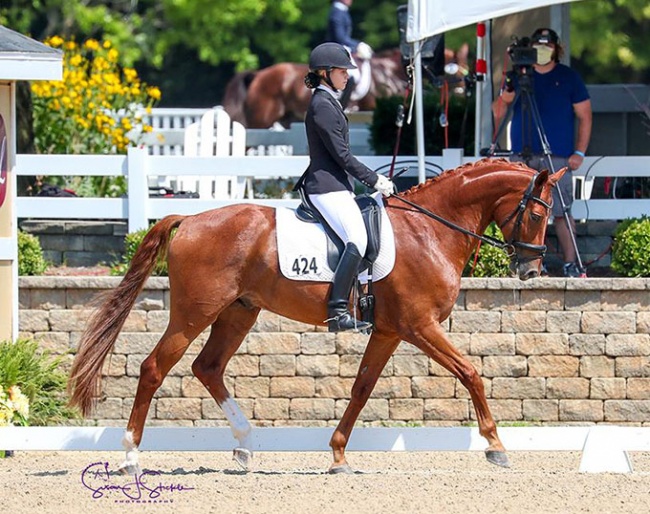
left=128, top=147, right=149, bottom=232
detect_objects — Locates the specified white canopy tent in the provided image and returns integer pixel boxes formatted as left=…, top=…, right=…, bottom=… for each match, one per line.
left=405, top=0, right=584, bottom=181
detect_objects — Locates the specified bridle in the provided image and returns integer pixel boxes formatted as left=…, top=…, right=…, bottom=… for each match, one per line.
left=389, top=172, right=551, bottom=267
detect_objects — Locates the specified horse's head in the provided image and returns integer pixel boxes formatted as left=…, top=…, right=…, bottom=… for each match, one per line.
left=495, top=167, right=567, bottom=280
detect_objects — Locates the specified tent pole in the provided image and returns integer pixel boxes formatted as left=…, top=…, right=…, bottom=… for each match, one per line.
left=413, top=40, right=426, bottom=183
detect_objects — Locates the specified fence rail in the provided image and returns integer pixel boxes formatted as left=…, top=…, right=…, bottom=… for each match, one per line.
left=15, top=148, right=650, bottom=232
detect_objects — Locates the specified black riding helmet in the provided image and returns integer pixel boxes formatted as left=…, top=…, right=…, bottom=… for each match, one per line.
left=309, top=42, right=357, bottom=71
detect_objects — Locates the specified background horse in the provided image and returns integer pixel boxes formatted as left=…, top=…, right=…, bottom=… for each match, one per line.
left=221, top=47, right=470, bottom=129
left=68, top=159, right=564, bottom=474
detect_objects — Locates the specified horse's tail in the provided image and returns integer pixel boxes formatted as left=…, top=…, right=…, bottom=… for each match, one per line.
left=221, top=70, right=257, bottom=127
left=68, top=214, right=186, bottom=416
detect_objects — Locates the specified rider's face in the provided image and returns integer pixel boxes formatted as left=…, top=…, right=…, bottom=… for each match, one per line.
left=329, top=67, right=349, bottom=91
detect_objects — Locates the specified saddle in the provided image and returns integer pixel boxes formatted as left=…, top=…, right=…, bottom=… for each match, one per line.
left=294, top=190, right=382, bottom=273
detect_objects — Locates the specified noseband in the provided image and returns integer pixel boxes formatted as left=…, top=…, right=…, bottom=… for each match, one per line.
left=389, top=172, right=550, bottom=267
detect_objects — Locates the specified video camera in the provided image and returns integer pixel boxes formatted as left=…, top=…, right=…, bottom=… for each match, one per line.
left=507, top=36, right=537, bottom=68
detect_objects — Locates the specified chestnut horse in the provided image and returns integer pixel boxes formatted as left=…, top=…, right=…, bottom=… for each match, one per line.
left=68, top=159, right=565, bottom=474
left=221, top=47, right=470, bottom=129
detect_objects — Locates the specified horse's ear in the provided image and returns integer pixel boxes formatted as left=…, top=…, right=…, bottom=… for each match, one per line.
left=534, top=169, right=550, bottom=188
left=545, top=167, right=568, bottom=187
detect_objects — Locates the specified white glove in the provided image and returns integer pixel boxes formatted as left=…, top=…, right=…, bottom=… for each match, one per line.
left=356, top=41, right=373, bottom=60
left=374, top=174, right=394, bottom=197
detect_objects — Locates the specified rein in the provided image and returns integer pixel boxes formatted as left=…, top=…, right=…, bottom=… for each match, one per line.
left=387, top=172, right=551, bottom=262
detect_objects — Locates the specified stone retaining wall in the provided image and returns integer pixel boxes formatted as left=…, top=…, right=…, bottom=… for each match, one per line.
left=18, top=277, right=650, bottom=427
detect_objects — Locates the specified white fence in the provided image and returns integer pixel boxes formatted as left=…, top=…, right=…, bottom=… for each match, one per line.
left=15, top=147, right=650, bottom=232
left=1, top=425, right=649, bottom=473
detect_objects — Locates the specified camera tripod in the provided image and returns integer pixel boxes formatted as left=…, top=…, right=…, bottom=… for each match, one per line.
left=485, top=70, right=586, bottom=276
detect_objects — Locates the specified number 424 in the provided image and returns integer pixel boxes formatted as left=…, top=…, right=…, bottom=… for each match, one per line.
left=292, top=257, right=318, bottom=275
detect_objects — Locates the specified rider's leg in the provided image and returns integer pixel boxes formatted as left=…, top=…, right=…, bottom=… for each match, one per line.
left=308, top=191, right=371, bottom=332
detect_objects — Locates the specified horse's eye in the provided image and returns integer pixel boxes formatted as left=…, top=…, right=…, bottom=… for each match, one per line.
left=530, top=212, right=542, bottom=222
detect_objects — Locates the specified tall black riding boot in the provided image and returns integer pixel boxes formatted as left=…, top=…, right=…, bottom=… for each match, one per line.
left=339, top=77, right=356, bottom=110
left=327, top=243, right=372, bottom=332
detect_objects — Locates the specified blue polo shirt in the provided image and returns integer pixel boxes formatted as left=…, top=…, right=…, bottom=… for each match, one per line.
left=510, top=63, right=589, bottom=158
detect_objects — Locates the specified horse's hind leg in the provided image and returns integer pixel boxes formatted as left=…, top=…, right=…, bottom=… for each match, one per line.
left=329, top=333, right=401, bottom=473
left=408, top=322, right=509, bottom=468
left=191, top=301, right=261, bottom=471
left=119, top=306, right=221, bottom=474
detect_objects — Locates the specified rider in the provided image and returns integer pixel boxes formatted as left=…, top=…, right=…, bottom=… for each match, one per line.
left=326, top=0, right=373, bottom=109
left=301, top=42, right=394, bottom=332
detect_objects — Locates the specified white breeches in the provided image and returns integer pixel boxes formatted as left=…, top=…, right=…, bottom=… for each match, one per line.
left=308, top=190, right=367, bottom=256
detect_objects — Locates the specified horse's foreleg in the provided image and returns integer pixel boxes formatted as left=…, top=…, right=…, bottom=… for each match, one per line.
left=119, top=305, right=219, bottom=474
left=409, top=322, right=509, bottom=468
left=192, top=301, right=261, bottom=471
left=329, top=333, right=400, bottom=474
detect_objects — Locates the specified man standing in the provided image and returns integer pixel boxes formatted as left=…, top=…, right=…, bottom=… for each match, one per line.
left=492, top=28, right=592, bottom=277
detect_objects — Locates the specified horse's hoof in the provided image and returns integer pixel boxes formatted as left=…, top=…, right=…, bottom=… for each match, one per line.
left=328, top=463, right=354, bottom=474
left=485, top=450, right=510, bottom=468
left=118, top=460, right=142, bottom=476
left=233, top=447, right=253, bottom=472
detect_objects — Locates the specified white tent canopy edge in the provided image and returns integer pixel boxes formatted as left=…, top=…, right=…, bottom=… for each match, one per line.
left=404, top=0, right=584, bottom=180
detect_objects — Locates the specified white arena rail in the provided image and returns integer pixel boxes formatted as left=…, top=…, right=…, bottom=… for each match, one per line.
left=1, top=425, right=648, bottom=473
left=15, top=149, right=650, bottom=232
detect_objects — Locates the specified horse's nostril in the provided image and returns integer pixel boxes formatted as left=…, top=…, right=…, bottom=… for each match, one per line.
left=523, top=269, right=539, bottom=280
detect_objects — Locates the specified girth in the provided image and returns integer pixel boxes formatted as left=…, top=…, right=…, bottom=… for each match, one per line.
left=295, top=191, right=382, bottom=272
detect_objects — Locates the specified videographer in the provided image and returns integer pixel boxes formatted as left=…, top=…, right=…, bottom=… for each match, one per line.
left=492, top=28, right=592, bottom=278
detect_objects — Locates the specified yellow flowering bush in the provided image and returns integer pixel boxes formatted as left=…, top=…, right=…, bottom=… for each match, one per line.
left=30, top=37, right=162, bottom=196
left=0, top=385, right=29, bottom=427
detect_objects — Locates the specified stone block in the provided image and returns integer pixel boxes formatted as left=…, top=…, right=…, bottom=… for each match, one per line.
left=335, top=399, right=389, bottom=421
left=66, top=289, right=104, bottom=310
left=43, top=250, right=62, bottom=265
left=314, top=377, right=353, bottom=399
left=450, top=311, right=501, bottom=333
left=234, top=377, right=270, bottom=398
left=30, top=289, right=66, bottom=310
left=465, top=290, right=520, bottom=311
left=501, top=311, right=547, bottom=333
left=580, top=356, right=615, bottom=378
left=259, top=355, right=296, bottom=376
left=470, top=333, right=515, bottom=355
left=389, top=399, right=424, bottom=420
left=83, top=234, right=123, bottom=252
left=515, top=333, right=569, bottom=355
left=523, top=399, right=558, bottom=421
left=93, top=398, right=123, bottom=419
left=605, top=334, right=650, bottom=356
left=102, top=376, right=140, bottom=397
left=156, top=398, right=201, bottom=420
left=581, top=312, right=636, bottom=334
left=616, top=357, right=650, bottom=377
left=134, top=290, right=164, bottom=311
left=122, top=398, right=156, bottom=420
left=147, top=311, right=170, bottom=332
left=114, top=333, right=161, bottom=354
left=63, top=251, right=113, bottom=267
left=604, top=400, right=650, bottom=422
left=601, top=291, right=649, bottom=312
left=246, top=333, right=300, bottom=354
left=335, top=332, right=369, bottom=354
left=289, top=398, right=335, bottom=420
left=565, top=290, right=600, bottom=311
left=520, top=290, right=564, bottom=311
left=226, top=355, right=260, bottom=376
left=559, top=400, right=603, bottom=421
left=369, top=377, right=412, bottom=399
left=181, top=376, right=212, bottom=398
left=546, top=378, right=590, bottom=399
left=102, top=354, right=127, bottom=377
left=300, top=332, right=336, bottom=354
left=339, top=355, right=392, bottom=378
left=637, top=312, right=650, bottom=334
left=252, top=311, right=281, bottom=332
left=491, top=377, right=545, bottom=399
left=20, top=220, right=65, bottom=234
left=19, top=310, right=50, bottom=332
left=296, top=355, right=339, bottom=377
left=122, top=310, right=147, bottom=332
left=455, top=377, right=491, bottom=399
left=168, top=354, right=194, bottom=377
left=395, top=340, right=424, bottom=355
left=254, top=398, right=290, bottom=420
left=590, top=378, right=626, bottom=399
left=569, top=334, right=605, bottom=356
left=270, top=377, right=315, bottom=398
left=528, top=356, right=579, bottom=377
left=32, top=331, right=71, bottom=354
left=446, top=333, right=470, bottom=354
left=423, top=399, right=468, bottom=421
left=546, top=311, right=581, bottom=334
left=482, top=356, right=527, bottom=377
left=480, top=399, right=522, bottom=421
left=392, top=354, right=429, bottom=376
left=40, top=234, right=83, bottom=252
left=627, top=378, right=650, bottom=399
left=280, top=318, right=317, bottom=333
left=411, top=377, right=456, bottom=398
left=200, top=399, right=226, bottom=419
left=49, top=309, right=97, bottom=331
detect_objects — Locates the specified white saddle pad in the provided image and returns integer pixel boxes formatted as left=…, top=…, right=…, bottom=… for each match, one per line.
left=276, top=192, right=396, bottom=283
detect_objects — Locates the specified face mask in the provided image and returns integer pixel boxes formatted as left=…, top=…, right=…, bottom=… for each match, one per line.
left=534, top=45, right=554, bottom=66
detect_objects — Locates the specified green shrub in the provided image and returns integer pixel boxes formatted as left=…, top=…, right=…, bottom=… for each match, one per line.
left=463, top=223, right=511, bottom=277
left=17, top=231, right=48, bottom=276
left=111, top=226, right=170, bottom=276
left=369, top=88, right=475, bottom=156
left=0, top=339, right=79, bottom=426
left=611, top=216, right=650, bottom=277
